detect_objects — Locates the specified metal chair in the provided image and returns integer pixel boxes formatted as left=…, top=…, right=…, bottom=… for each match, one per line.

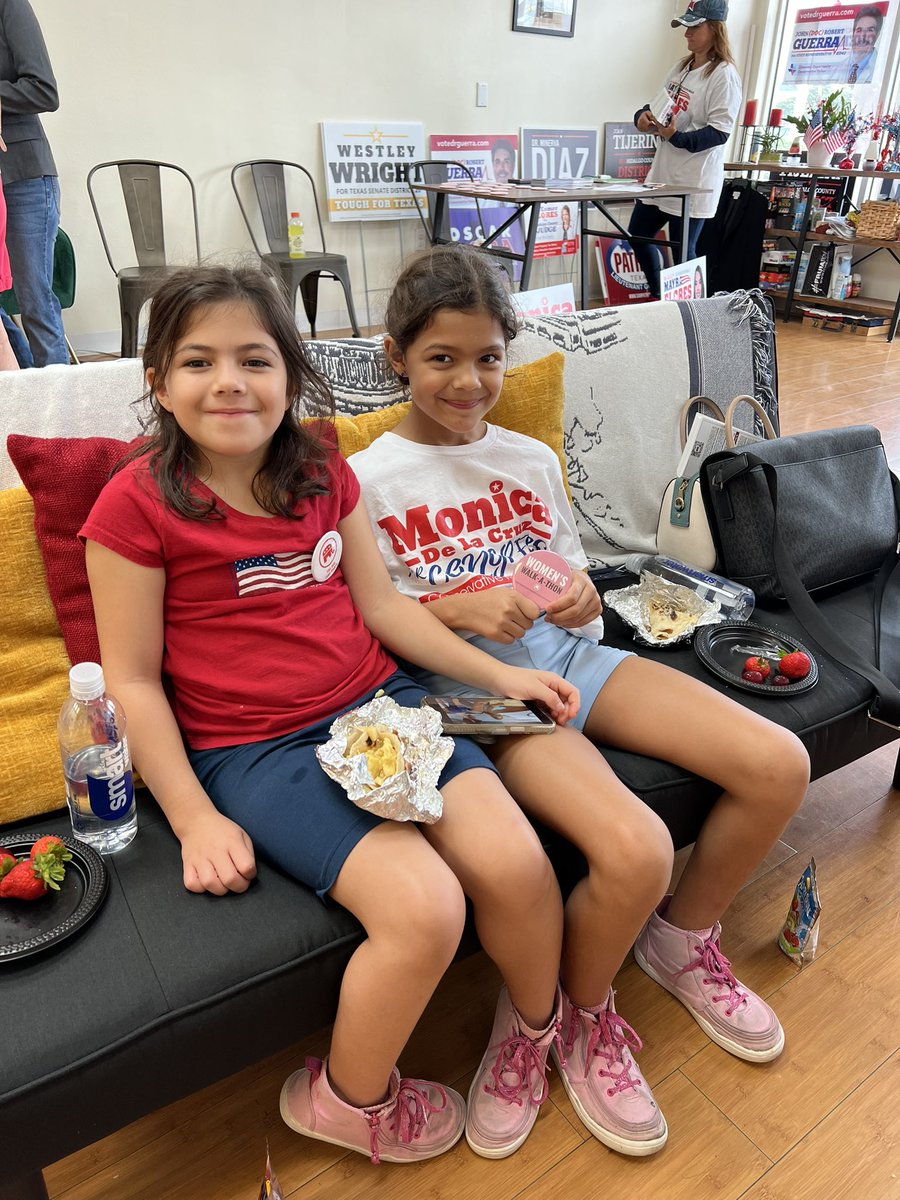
left=86, top=160, right=201, bottom=358
left=231, top=160, right=361, bottom=338
left=405, top=159, right=486, bottom=244
left=0, top=226, right=80, bottom=364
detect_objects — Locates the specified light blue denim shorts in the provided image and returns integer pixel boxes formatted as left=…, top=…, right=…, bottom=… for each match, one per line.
left=408, top=617, right=633, bottom=732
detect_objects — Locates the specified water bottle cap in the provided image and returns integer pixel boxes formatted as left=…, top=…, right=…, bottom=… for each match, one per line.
left=290, top=211, right=300, bottom=217
left=69, top=661, right=105, bottom=700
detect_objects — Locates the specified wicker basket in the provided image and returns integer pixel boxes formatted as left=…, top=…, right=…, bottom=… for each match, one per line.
left=856, top=200, right=900, bottom=240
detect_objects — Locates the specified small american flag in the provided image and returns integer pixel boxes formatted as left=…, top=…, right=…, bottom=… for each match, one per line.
left=823, top=126, right=846, bottom=156
left=233, top=552, right=314, bottom=596
left=804, top=108, right=823, bottom=148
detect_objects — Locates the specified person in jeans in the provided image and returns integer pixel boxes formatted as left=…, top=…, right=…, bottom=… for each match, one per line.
left=628, top=0, right=741, bottom=299
left=0, top=0, right=67, bottom=366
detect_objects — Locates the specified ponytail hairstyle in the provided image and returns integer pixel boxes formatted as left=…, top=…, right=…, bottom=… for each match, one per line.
left=122, top=265, right=335, bottom=520
left=384, top=244, right=519, bottom=358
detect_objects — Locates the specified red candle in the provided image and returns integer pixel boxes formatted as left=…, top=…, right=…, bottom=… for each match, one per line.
left=769, top=108, right=783, bottom=127
left=742, top=99, right=758, bottom=126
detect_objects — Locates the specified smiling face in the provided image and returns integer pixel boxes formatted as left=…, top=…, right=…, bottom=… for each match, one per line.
left=147, top=301, right=290, bottom=481
left=386, top=307, right=507, bottom=447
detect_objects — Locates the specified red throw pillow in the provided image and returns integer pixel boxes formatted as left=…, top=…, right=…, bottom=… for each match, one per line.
left=7, top=435, right=140, bottom=667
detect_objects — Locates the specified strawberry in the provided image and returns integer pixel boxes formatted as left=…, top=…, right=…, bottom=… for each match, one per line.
left=743, top=656, right=772, bottom=680
left=0, top=849, right=16, bottom=880
left=779, top=650, right=811, bottom=681
left=30, top=835, right=71, bottom=866
left=0, top=859, right=49, bottom=900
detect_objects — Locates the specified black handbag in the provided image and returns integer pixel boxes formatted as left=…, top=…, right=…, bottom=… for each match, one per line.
left=700, top=425, right=900, bottom=726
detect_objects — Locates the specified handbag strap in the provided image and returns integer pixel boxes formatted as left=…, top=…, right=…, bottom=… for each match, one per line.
left=724, top=395, right=778, bottom=447
left=679, top=395, right=725, bottom=448
left=739, top=451, right=900, bottom=726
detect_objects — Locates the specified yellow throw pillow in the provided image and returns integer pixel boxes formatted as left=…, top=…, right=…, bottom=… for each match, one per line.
left=332, top=350, right=570, bottom=497
left=0, top=488, right=70, bottom=823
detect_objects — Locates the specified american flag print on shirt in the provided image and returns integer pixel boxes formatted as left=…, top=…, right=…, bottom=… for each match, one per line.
left=233, top=551, right=314, bottom=596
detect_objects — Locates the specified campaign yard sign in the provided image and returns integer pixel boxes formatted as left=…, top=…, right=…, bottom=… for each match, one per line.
left=321, top=121, right=425, bottom=221
left=595, top=237, right=654, bottom=305
left=603, top=123, right=657, bottom=182
left=520, top=126, right=598, bottom=258
left=511, top=283, right=576, bottom=320
left=429, top=134, right=526, bottom=272
left=660, top=256, right=707, bottom=302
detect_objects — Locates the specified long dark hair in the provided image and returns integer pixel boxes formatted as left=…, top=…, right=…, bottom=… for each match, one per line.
left=384, top=245, right=519, bottom=355
left=124, top=265, right=335, bottom=520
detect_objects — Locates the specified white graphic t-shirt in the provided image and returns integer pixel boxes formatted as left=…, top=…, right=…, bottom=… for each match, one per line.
left=645, top=58, right=741, bottom=219
left=350, top=424, right=604, bottom=642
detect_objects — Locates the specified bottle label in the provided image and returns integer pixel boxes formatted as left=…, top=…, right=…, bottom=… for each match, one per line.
left=655, top=556, right=732, bottom=593
left=86, top=742, right=134, bottom=820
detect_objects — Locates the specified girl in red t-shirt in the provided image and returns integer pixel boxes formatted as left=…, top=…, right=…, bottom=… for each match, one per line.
left=82, top=265, right=580, bottom=1167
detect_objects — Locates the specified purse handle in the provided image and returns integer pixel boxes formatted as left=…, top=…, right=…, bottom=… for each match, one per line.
left=679, top=396, right=725, bottom=448
left=724, top=395, right=778, bottom=446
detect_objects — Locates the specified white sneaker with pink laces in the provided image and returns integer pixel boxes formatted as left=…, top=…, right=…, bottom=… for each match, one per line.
left=634, top=898, right=785, bottom=1062
left=551, top=986, right=667, bottom=1156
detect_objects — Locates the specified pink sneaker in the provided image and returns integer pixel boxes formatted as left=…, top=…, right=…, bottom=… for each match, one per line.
left=550, top=986, right=667, bottom=1156
left=280, top=1056, right=465, bottom=1164
left=465, top=986, right=561, bottom=1159
left=634, top=898, right=785, bottom=1063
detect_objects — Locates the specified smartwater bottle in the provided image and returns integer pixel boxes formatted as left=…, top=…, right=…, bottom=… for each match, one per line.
left=624, top=554, right=755, bottom=622
left=58, top=662, right=137, bottom=854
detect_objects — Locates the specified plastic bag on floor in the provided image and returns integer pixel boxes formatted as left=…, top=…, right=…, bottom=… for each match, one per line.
left=257, top=1147, right=284, bottom=1200
left=778, top=858, right=821, bottom=966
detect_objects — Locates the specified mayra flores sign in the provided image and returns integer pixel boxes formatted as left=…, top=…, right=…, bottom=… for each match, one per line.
left=321, top=122, right=426, bottom=221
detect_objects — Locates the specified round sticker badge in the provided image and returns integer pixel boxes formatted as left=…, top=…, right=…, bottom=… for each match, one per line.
left=511, top=550, right=572, bottom=610
left=311, top=531, right=342, bottom=582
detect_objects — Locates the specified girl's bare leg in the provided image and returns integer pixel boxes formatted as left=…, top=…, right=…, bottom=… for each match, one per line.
left=489, top=728, right=673, bottom=1008
left=421, top=768, right=563, bottom=1030
left=327, top=820, right=467, bottom=1107
left=584, top=657, right=810, bottom=931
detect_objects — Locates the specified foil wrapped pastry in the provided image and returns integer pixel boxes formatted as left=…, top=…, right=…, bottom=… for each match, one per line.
left=316, top=693, right=453, bottom=823
left=604, top=571, right=721, bottom=648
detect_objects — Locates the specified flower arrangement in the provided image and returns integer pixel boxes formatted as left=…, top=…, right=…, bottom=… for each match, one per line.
left=784, top=90, right=854, bottom=137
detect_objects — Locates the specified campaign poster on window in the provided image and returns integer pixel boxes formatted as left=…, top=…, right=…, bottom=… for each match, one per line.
left=603, top=123, right=657, bottom=181
left=782, top=3, right=889, bottom=87
left=429, top=134, right=526, bottom=272
left=520, top=126, right=598, bottom=258
left=660, top=256, right=707, bottom=302
left=321, top=121, right=425, bottom=221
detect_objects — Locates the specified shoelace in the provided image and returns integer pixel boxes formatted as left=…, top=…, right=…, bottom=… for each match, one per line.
left=677, top=934, right=748, bottom=1017
left=483, top=1023, right=560, bottom=1108
left=565, top=1002, right=644, bottom=1096
left=366, top=1078, right=448, bottom=1165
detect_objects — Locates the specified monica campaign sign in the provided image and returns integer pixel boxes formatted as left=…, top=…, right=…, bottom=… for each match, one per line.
left=321, top=121, right=425, bottom=221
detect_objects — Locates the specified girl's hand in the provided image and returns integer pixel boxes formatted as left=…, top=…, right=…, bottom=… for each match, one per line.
left=179, top=810, right=257, bottom=896
left=496, top=667, right=580, bottom=726
left=545, top=571, right=603, bottom=629
left=438, top=587, right=541, bottom=643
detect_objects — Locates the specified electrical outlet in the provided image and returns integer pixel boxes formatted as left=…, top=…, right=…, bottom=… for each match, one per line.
left=476, top=81, right=488, bottom=107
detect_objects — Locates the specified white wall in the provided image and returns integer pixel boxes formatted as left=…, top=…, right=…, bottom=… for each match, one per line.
left=30, top=0, right=755, bottom=350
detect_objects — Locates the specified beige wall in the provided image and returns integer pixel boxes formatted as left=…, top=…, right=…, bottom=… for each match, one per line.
left=30, top=0, right=755, bottom=350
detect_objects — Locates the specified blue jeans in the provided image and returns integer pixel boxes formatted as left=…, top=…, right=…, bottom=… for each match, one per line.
left=3, top=175, right=68, bottom=366
left=0, top=310, right=33, bottom=367
left=627, top=201, right=705, bottom=300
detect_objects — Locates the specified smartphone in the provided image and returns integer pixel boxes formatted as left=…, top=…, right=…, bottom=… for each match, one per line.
left=421, top=696, right=556, bottom=735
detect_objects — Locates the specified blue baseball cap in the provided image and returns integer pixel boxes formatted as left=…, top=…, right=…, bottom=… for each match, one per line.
left=672, top=0, right=728, bottom=26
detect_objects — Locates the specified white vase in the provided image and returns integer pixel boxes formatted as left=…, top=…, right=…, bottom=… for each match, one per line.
left=806, top=142, right=833, bottom=168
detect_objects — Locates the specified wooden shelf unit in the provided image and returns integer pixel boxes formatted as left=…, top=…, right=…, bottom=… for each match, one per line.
left=725, top=161, right=900, bottom=341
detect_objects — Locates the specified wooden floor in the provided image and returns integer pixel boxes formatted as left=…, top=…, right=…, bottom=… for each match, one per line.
left=48, top=319, right=900, bottom=1199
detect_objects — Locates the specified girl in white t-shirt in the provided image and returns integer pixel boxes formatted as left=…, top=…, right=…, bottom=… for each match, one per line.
left=352, top=243, right=810, bottom=1158
left=628, top=0, right=741, bottom=297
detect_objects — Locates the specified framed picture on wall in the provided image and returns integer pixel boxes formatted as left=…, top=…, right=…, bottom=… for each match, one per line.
left=512, top=0, right=576, bottom=38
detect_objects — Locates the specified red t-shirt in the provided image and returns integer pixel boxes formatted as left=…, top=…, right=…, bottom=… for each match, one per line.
left=80, top=452, right=395, bottom=750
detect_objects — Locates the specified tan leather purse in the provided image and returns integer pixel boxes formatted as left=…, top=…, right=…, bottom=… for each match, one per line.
left=657, top=395, right=777, bottom=571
